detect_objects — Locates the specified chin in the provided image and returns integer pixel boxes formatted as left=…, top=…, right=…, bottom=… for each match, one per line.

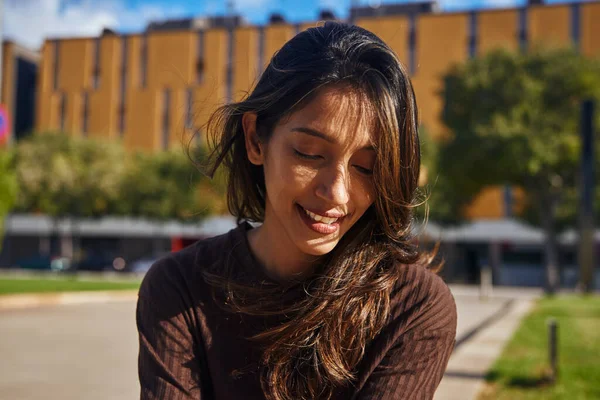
left=300, top=237, right=340, bottom=256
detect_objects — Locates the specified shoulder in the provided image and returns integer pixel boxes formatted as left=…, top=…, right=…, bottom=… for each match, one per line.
left=390, top=263, right=457, bottom=335
left=138, top=228, right=237, bottom=304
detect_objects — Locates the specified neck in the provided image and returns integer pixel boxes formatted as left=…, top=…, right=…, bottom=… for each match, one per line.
left=247, top=222, right=319, bottom=282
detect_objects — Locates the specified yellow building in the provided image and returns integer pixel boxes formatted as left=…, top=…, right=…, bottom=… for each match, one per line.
left=6, top=1, right=600, bottom=219
left=1, top=41, right=39, bottom=144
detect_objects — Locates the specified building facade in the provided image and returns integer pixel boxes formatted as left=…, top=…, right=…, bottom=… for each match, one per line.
left=3, top=1, right=600, bottom=219
left=1, top=41, right=39, bottom=144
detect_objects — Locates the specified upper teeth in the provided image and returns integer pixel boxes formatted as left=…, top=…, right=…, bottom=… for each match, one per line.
left=304, top=209, right=339, bottom=224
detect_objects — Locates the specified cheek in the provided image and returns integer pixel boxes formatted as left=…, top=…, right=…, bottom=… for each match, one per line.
left=350, top=178, right=375, bottom=210
left=264, top=154, right=317, bottom=198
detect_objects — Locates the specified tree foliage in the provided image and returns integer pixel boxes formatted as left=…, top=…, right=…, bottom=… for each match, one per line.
left=13, top=133, right=127, bottom=217
left=11, top=133, right=227, bottom=221
left=434, top=46, right=600, bottom=292
left=435, top=47, right=600, bottom=225
left=0, top=149, right=18, bottom=253
left=416, top=125, right=464, bottom=225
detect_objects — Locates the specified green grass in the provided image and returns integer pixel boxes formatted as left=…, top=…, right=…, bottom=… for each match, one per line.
left=479, top=295, right=600, bottom=400
left=0, top=277, right=142, bottom=295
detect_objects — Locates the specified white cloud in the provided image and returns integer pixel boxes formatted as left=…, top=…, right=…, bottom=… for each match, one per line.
left=4, top=0, right=188, bottom=50
left=440, top=0, right=519, bottom=11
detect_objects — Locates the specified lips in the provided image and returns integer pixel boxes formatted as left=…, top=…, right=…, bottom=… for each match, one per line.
left=296, top=204, right=346, bottom=235
left=303, top=209, right=339, bottom=225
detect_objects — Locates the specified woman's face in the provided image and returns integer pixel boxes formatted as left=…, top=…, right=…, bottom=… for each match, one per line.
left=245, top=86, right=377, bottom=257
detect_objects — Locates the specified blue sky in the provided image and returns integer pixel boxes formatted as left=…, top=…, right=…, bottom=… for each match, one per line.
left=4, top=0, right=583, bottom=49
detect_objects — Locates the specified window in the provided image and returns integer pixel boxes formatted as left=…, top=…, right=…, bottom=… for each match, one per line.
left=119, top=37, right=128, bottom=137
left=140, top=34, right=148, bottom=88
left=571, top=3, right=581, bottom=51
left=197, top=31, right=205, bottom=84
left=53, top=40, right=60, bottom=91
left=503, top=185, right=513, bottom=218
left=226, top=27, right=234, bottom=103
left=185, top=88, right=193, bottom=129
left=162, top=89, right=171, bottom=150
left=82, top=91, right=89, bottom=136
left=468, top=11, right=477, bottom=58
left=60, top=92, right=67, bottom=132
left=92, top=38, right=101, bottom=89
left=258, top=26, right=265, bottom=76
left=408, top=14, right=417, bottom=75
left=518, top=7, right=528, bottom=53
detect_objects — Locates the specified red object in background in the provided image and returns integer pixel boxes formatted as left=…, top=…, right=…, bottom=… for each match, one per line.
left=171, top=237, right=201, bottom=252
left=171, top=237, right=184, bottom=252
left=0, top=104, right=10, bottom=147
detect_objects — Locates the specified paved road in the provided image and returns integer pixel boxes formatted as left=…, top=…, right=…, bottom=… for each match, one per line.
left=0, top=301, right=139, bottom=400
left=0, top=288, right=521, bottom=400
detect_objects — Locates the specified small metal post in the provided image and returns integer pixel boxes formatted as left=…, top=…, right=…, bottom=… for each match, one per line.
left=480, top=264, right=492, bottom=301
left=548, top=318, right=558, bottom=382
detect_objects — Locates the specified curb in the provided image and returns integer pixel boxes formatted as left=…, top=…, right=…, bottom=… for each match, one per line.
left=0, top=290, right=139, bottom=311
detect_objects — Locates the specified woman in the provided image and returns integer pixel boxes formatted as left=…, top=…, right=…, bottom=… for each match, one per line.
left=137, top=21, right=457, bottom=400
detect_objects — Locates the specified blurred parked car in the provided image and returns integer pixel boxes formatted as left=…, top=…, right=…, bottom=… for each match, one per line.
left=127, top=254, right=167, bottom=275
left=16, top=255, right=71, bottom=271
left=76, top=251, right=118, bottom=272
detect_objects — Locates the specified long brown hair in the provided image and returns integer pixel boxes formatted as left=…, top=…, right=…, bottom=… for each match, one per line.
left=198, top=21, right=436, bottom=399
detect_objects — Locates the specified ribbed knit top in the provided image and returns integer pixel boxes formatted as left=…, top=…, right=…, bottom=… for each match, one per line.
left=136, top=223, right=457, bottom=399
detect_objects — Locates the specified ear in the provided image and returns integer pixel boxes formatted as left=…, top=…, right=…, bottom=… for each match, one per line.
left=242, top=112, right=265, bottom=166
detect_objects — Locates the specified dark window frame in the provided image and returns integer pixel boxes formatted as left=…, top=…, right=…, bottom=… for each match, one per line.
left=571, top=3, right=581, bottom=51
left=82, top=91, right=89, bottom=136
left=408, top=14, right=417, bottom=75
left=162, top=88, right=171, bottom=150
left=140, top=34, right=148, bottom=89
left=60, top=92, right=67, bottom=132
left=53, top=40, right=60, bottom=91
left=119, top=37, right=128, bottom=137
left=185, top=88, right=193, bottom=129
left=468, top=11, right=478, bottom=58
left=226, top=27, right=234, bottom=103
left=258, top=26, right=265, bottom=76
left=197, top=30, right=205, bottom=84
left=518, top=7, right=528, bottom=53
left=92, top=37, right=101, bottom=90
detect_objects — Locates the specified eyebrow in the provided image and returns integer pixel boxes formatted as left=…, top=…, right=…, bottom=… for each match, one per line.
left=291, top=127, right=375, bottom=151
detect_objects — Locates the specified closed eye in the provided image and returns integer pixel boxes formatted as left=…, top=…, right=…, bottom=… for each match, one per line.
left=294, top=149, right=322, bottom=160
left=354, top=165, right=373, bottom=176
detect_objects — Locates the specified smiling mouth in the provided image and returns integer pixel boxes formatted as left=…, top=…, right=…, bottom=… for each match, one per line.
left=297, top=204, right=346, bottom=224
left=303, top=209, right=339, bottom=225
left=296, top=204, right=347, bottom=235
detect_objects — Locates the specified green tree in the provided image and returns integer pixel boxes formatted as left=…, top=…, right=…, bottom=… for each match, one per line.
left=13, top=132, right=129, bottom=265
left=0, top=149, right=18, bottom=254
left=14, top=132, right=127, bottom=217
left=416, top=126, right=469, bottom=225
left=118, top=148, right=209, bottom=220
left=437, top=47, right=600, bottom=293
left=14, top=132, right=225, bottom=221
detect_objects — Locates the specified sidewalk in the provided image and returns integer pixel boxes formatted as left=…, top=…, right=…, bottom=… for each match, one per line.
left=434, top=286, right=540, bottom=400
left=0, top=290, right=138, bottom=310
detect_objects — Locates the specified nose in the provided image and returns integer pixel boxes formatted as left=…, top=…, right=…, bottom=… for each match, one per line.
left=315, top=165, right=350, bottom=205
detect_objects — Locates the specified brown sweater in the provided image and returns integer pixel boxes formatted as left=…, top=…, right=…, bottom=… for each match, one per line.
left=136, top=223, right=457, bottom=400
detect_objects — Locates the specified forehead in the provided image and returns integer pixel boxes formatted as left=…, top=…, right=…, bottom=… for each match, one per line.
left=282, top=85, right=378, bottom=147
